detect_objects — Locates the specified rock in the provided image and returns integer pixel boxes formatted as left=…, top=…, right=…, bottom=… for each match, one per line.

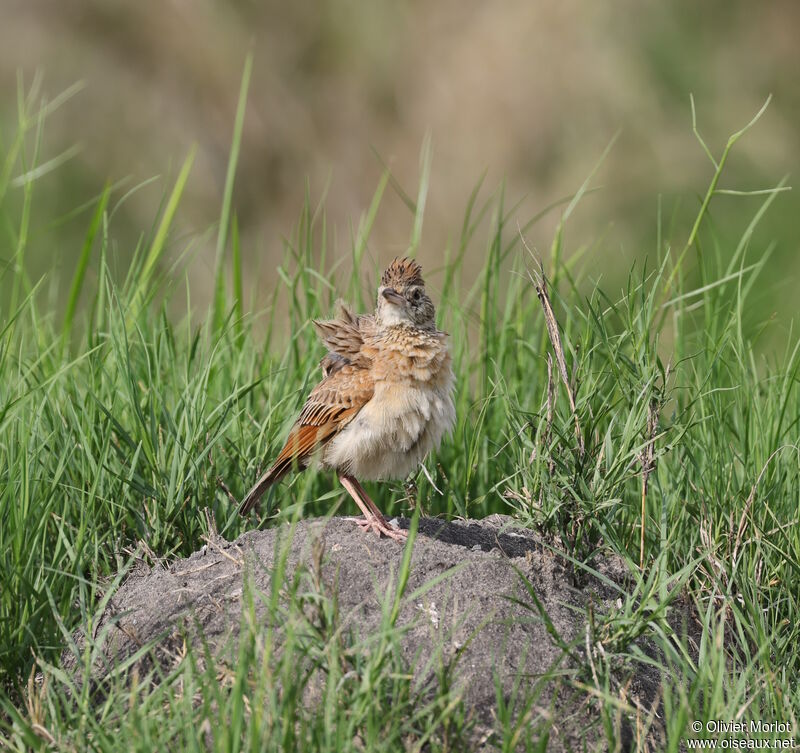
left=64, top=515, right=686, bottom=750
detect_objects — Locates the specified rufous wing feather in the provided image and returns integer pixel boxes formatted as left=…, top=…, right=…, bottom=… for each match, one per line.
left=312, top=300, right=373, bottom=368
left=239, top=364, right=374, bottom=515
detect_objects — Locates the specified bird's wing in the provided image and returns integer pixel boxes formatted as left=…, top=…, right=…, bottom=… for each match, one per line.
left=312, top=300, right=373, bottom=367
left=239, top=363, right=373, bottom=514
left=284, top=363, right=373, bottom=460
left=320, top=351, right=349, bottom=377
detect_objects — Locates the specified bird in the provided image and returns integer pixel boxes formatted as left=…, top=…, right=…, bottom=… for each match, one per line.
left=239, top=257, right=455, bottom=541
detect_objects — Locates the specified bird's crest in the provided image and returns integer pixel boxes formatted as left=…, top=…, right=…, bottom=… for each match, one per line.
left=381, top=257, right=424, bottom=288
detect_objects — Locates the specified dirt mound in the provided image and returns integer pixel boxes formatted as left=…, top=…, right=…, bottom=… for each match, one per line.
left=65, top=515, right=686, bottom=750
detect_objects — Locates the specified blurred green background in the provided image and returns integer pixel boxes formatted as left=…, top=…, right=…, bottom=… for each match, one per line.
left=2, top=0, right=798, bottom=339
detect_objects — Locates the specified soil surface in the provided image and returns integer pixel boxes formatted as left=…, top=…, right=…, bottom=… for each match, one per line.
left=65, top=515, right=692, bottom=750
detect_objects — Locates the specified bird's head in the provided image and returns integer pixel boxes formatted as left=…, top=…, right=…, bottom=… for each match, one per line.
left=376, top=257, right=435, bottom=329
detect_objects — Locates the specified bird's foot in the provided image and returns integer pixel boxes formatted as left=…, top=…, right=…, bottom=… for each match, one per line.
left=346, top=515, right=408, bottom=541
left=338, top=473, right=408, bottom=541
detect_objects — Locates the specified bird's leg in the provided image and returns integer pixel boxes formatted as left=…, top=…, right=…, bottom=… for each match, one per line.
left=338, top=474, right=383, bottom=531
left=338, top=473, right=407, bottom=541
left=348, top=476, right=388, bottom=521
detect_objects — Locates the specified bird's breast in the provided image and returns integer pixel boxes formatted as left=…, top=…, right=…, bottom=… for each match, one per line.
left=323, top=355, right=455, bottom=480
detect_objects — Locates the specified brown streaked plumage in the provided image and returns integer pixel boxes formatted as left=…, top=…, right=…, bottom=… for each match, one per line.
left=239, top=257, right=455, bottom=540
left=312, top=300, right=372, bottom=369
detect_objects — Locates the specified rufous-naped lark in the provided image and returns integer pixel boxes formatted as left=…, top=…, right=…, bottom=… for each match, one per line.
left=239, top=258, right=455, bottom=540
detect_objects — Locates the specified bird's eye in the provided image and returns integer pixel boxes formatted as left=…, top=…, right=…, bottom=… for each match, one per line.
left=412, top=289, right=421, bottom=301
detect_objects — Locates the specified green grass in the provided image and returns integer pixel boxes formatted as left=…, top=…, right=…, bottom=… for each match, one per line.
left=1, top=78, right=799, bottom=751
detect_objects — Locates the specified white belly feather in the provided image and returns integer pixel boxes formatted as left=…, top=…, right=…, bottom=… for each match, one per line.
left=324, top=371, right=455, bottom=480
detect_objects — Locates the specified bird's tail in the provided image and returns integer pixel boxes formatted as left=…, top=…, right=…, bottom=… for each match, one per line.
left=238, top=462, right=290, bottom=516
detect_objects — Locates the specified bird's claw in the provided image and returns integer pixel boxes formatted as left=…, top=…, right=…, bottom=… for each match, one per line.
left=346, top=515, right=408, bottom=541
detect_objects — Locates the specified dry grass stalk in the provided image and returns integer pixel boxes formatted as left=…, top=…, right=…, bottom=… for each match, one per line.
left=546, top=353, right=556, bottom=476
left=638, top=364, right=670, bottom=568
left=535, top=353, right=557, bottom=508
left=731, top=443, right=798, bottom=566
left=639, top=398, right=660, bottom=569
left=217, top=476, right=239, bottom=508
left=529, top=263, right=584, bottom=458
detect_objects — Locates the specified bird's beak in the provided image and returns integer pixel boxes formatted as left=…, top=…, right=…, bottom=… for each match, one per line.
left=381, top=287, right=405, bottom=306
